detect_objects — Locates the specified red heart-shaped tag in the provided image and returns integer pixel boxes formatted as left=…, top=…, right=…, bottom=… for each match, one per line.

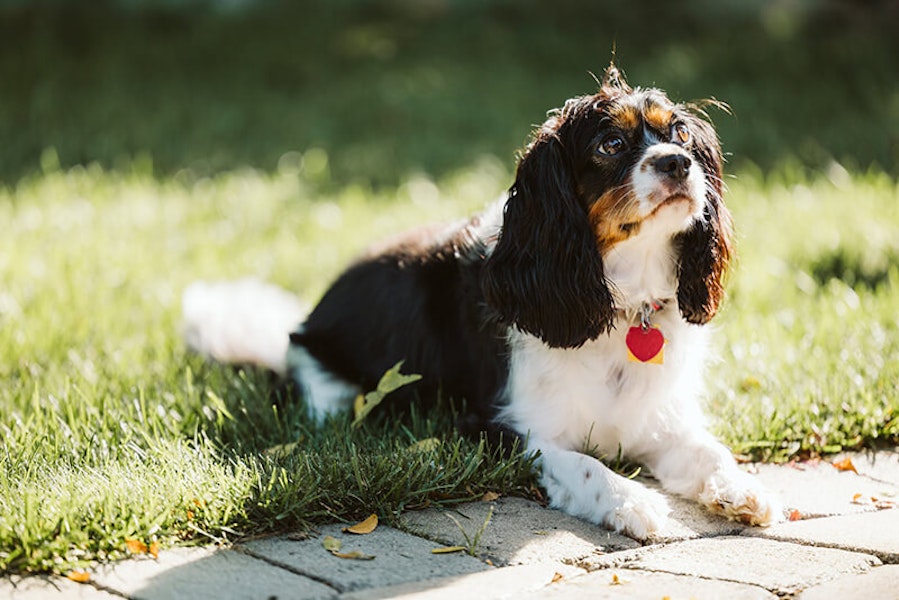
left=626, top=326, right=665, bottom=363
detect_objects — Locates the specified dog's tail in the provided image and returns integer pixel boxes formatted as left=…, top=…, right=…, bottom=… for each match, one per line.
left=181, top=278, right=307, bottom=375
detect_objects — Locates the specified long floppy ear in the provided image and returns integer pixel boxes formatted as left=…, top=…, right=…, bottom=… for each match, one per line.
left=675, top=114, right=734, bottom=324
left=481, top=130, right=615, bottom=348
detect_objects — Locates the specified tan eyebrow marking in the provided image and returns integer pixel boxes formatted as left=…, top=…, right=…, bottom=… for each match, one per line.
left=609, top=104, right=640, bottom=130
left=643, top=103, right=674, bottom=131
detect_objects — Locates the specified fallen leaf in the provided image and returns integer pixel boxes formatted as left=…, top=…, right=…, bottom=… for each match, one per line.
left=851, top=492, right=865, bottom=504
left=125, top=538, right=148, bottom=554
left=831, top=457, right=858, bottom=474
left=331, top=550, right=375, bottom=560
left=551, top=572, right=564, bottom=583
left=352, top=361, right=422, bottom=427
left=874, top=499, right=896, bottom=510
left=149, top=541, right=160, bottom=559
left=67, top=571, right=91, bottom=583
left=431, top=546, right=466, bottom=554
left=322, top=535, right=342, bottom=553
left=343, top=514, right=378, bottom=535
left=788, top=509, right=802, bottom=521
left=610, top=573, right=629, bottom=585
left=264, top=440, right=301, bottom=458
left=407, top=438, right=440, bottom=453
left=481, top=491, right=500, bottom=502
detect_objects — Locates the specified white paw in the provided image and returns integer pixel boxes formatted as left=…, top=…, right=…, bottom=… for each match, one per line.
left=603, top=479, right=671, bottom=539
left=699, top=469, right=783, bottom=526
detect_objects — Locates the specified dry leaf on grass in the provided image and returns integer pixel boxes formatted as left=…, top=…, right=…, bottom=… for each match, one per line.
left=831, top=457, right=858, bottom=474
left=481, top=491, right=500, bottom=502
left=125, top=538, right=149, bottom=554
left=343, top=514, right=378, bottom=535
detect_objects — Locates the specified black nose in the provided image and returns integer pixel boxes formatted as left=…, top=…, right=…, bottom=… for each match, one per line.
left=654, top=153, right=692, bottom=180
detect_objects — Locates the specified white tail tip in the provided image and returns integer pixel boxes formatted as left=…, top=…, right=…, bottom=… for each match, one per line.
left=182, top=278, right=306, bottom=375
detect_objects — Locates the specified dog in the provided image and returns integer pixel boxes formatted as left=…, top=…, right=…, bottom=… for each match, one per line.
left=183, top=65, right=782, bottom=538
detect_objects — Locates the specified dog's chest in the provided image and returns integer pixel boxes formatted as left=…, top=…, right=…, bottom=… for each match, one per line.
left=501, top=312, right=706, bottom=454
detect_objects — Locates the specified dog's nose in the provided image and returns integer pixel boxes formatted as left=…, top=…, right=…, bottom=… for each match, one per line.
left=654, top=153, right=691, bottom=180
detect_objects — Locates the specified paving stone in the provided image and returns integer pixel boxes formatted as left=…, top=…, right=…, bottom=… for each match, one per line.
left=339, top=564, right=571, bottom=600
left=745, top=507, right=899, bottom=562
left=0, top=575, right=122, bottom=599
left=577, top=537, right=881, bottom=595
left=751, top=455, right=899, bottom=518
left=399, top=497, right=638, bottom=567
left=517, top=568, right=777, bottom=600
left=850, top=449, right=899, bottom=486
left=241, top=523, right=488, bottom=593
left=642, top=479, right=752, bottom=542
left=90, top=546, right=335, bottom=600
left=797, top=564, right=899, bottom=600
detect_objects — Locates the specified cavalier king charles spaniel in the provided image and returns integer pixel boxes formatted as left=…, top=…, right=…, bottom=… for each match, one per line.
left=184, top=65, right=782, bottom=538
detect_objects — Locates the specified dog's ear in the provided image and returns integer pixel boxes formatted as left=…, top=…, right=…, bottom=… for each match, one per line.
left=481, top=130, right=615, bottom=348
left=675, top=115, right=734, bottom=324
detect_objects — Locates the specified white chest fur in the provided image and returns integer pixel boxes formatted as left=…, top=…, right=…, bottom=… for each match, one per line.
left=497, top=228, right=711, bottom=459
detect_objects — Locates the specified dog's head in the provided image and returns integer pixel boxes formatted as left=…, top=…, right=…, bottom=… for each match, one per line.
left=482, top=65, right=733, bottom=348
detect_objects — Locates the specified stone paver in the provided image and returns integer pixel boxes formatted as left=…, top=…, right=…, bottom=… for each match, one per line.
left=6, top=450, right=898, bottom=600
left=399, top=496, right=638, bottom=567
left=752, top=456, right=899, bottom=518
left=797, top=564, right=899, bottom=600
left=518, top=568, right=777, bottom=600
left=578, top=536, right=881, bottom=596
left=241, top=523, right=488, bottom=593
left=0, top=575, right=122, bottom=599
left=746, top=507, right=899, bottom=562
left=845, top=449, right=899, bottom=484
left=90, top=546, right=335, bottom=600
left=339, top=564, right=570, bottom=600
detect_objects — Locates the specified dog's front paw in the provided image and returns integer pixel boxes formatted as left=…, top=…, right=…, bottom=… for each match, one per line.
left=699, top=469, right=783, bottom=526
left=603, top=479, right=671, bottom=539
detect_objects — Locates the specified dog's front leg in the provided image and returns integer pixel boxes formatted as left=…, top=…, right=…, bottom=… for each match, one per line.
left=641, top=427, right=783, bottom=526
left=533, top=440, right=670, bottom=539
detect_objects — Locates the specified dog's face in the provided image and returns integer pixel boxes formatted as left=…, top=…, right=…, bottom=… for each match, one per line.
left=482, top=66, right=733, bottom=348
left=577, top=90, right=712, bottom=246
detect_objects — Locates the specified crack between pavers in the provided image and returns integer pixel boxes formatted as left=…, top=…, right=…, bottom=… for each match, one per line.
left=233, top=546, right=344, bottom=595
left=87, top=581, right=131, bottom=599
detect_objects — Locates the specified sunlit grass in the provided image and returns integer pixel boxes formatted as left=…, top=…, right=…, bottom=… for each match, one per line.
left=1, top=157, right=897, bottom=574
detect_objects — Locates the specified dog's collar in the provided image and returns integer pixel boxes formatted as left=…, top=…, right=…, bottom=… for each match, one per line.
left=615, top=299, right=670, bottom=330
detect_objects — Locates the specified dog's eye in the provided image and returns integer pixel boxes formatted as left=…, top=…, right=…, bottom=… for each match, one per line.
left=671, top=122, right=691, bottom=145
left=597, top=134, right=627, bottom=156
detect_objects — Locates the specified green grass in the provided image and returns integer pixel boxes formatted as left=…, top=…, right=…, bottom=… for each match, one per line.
left=2, top=159, right=897, bottom=574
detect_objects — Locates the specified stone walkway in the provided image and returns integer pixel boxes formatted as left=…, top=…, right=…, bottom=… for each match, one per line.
left=4, top=450, right=898, bottom=599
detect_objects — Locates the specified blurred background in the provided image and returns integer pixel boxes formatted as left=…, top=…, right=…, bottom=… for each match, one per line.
left=2, top=0, right=897, bottom=188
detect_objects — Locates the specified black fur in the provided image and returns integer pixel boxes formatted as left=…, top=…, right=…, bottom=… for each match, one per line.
left=481, top=119, right=617, bottom=349
left=674, top=114, right=732, bottom=324
left=291, top=223, right=508, bottom=429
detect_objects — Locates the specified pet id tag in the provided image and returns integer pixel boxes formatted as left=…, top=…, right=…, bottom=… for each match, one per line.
left=626, top=325, right=665, bottom=364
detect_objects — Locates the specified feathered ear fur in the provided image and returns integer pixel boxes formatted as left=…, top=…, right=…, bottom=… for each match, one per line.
left=675, top=114, right=734, bottom=324
left=481, top=124, right=615, bottom=348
